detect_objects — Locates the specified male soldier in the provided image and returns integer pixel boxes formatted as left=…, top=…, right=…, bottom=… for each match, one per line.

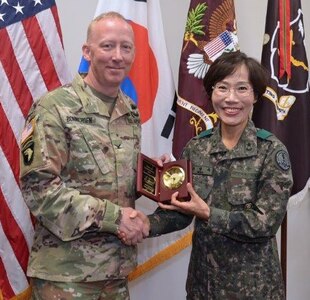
left=20, top=12, right=150, bottom=300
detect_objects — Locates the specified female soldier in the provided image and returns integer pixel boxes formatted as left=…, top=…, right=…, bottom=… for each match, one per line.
left=147, top=51, right=293, bottom=299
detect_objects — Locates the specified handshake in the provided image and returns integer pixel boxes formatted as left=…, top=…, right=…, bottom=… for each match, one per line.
left=117, top=207, right=150, bottom=246
left=116, top=153, right=172, bottom=245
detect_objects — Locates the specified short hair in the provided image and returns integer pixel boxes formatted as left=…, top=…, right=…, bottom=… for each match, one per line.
left=203, top=51, right=269, bottom=100
left=86, top=11, right=132, bottom=42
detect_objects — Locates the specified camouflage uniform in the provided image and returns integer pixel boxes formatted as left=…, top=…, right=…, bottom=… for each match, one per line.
left=30, top=278, right=129, bottom=300
left=20, top=74, right=141, bottom=286
left=149, top=120, right=293, bottom=300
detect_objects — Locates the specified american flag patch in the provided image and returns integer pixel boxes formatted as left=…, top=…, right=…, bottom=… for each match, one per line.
left=204, top=30, right=233, bottom=58
left=21, top=119, right=34, bottom=144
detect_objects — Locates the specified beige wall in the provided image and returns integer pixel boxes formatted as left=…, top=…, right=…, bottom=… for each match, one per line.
left=56, top=0, right=310, bottom=86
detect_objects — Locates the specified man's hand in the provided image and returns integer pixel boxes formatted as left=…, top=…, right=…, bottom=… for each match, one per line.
left=117, top=207, right=150, bottom=246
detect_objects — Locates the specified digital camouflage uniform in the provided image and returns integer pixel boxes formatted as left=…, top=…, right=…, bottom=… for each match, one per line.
left=20, top=74, right=141, bottom=289
left=149, top=120, right=293, bottom=300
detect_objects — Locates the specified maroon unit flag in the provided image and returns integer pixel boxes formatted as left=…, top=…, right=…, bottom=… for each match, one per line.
left=172, top=0, right=239, bottom=159
left=252, top=0, right=310, bottom=195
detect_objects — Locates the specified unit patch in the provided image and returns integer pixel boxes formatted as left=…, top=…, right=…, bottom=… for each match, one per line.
left=275, top=150, right=291, bottom=171
left=22, top=140, right=35, bottom=166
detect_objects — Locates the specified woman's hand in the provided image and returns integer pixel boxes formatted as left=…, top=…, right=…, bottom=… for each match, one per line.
left=152, top=153, right=172, bottom=167
left=158, top=183, right=210, bottom=221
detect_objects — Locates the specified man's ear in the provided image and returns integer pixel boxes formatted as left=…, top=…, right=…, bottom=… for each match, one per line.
left=82, top=44, right=91, bottom=61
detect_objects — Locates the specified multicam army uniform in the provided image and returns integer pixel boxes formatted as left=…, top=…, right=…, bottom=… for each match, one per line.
left=20, top=74, right=141, bottom=283
left=149, top=120, right=293, bottom=300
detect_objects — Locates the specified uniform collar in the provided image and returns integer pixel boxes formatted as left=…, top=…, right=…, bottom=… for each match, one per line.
left=209, top=120, right=258, bottom=158
left=72, top=74, right=132, bottom=119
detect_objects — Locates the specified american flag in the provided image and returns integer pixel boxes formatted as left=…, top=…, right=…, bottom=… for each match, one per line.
left=203, top=30, right=234, bottom=59
left=0, top=0, right=71, bottom=298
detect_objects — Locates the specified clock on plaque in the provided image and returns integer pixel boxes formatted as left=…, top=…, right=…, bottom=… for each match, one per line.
left=136, top=153, right=192, bottom=202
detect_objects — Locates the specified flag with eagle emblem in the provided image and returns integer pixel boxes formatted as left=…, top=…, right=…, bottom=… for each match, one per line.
left=172, top=0, right=239, bottom=159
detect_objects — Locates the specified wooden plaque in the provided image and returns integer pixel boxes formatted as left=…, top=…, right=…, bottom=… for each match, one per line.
left=137, top=153, right=192, bottom=202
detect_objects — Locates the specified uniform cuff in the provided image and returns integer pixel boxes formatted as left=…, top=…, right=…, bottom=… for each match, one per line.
left=99, top=201, right=121, bottom=235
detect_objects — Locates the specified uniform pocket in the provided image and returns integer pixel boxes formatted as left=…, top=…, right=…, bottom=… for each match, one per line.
left=66, top=125, right=112, bottom=184
left=192, top=164, right=214, bottom=200
left=228, top=170, right=258, bottom=206
left=79, top=127, right=111, bottom=175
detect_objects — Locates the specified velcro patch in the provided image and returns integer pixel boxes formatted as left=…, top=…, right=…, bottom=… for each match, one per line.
left=21, top=118, right=36, bottom=145
left=22, top=139, right=35, bottom=166
left=275, top=150, right=291, bottom=171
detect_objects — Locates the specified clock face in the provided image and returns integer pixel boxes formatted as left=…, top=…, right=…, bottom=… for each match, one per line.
left=162, top=166, right=185, bottom=189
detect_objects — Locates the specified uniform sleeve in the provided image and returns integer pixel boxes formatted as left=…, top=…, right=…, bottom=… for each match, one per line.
left=208, top=142, right=293, bottom=243
left=20, top=104, right=121, bottom=241
left=148, top=208, right=193, bottom=237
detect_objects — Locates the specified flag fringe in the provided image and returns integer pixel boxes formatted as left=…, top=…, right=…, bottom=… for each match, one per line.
left=1, top=285, right=32, bottom=300
left=13, top=286, right=32, bottom=300
left=128, top=231, right=193, bottom=281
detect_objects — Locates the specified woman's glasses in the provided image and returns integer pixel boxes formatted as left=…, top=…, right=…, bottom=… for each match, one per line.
left=212, top=83, right=253, bottom=97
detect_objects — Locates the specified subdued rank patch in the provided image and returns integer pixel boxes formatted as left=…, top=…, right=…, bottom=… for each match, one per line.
left=22, top=140, right=35, bottom=166
left=244, top=203, right=252, bottom=210
left=275, top=150, right=291, bottom=171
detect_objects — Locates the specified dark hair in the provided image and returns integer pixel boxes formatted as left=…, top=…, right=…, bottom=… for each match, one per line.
left=203, top=51, right=269, bottom=100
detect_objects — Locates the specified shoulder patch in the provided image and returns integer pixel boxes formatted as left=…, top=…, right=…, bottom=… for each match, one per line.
left=21, top=117, right=37, bottom=145
left=257, top=128, right=273, bottom=140
left=22, top=139, right=35, bottom=166
left=275, top=149, right=291, bottom=171
left=197, top=129, right=213, bottom=139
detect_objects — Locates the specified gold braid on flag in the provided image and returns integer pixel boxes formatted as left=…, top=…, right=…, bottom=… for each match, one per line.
left=128, top=231, right=193, bottom=281
left=279, top=0, right=291, bottom=78
left=0, top=285, right=32, bottom=300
